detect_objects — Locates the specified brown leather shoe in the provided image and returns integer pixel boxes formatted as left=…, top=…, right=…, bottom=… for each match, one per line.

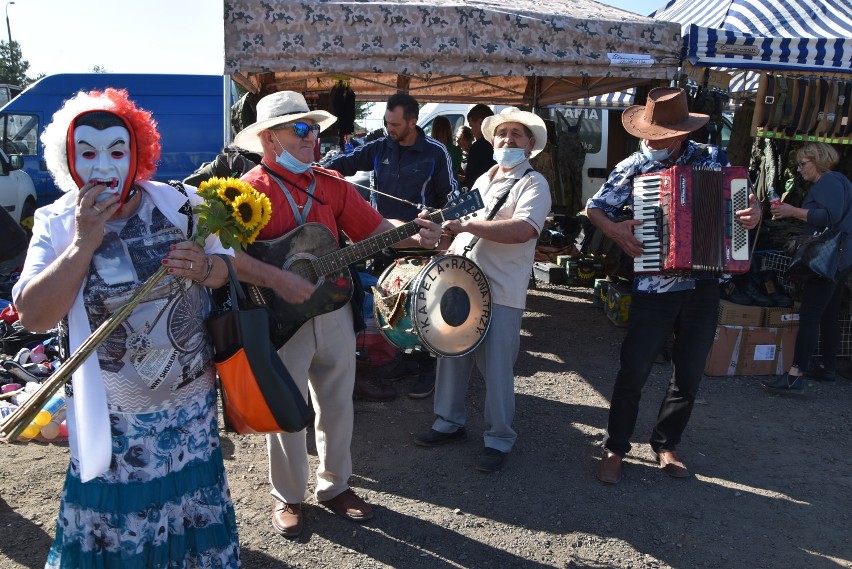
left=353, top=376, right=397, bottom=402
left=272, top=501, right=303, bottom=537
left=596, top=450, right=623, bottom=484
left=657, top=450, right=690, bottom=478
left=319, top=488, right=374, bottom=522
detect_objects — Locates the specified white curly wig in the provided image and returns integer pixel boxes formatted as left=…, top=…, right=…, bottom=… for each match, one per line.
left=41, top=88, right=160, bottom=193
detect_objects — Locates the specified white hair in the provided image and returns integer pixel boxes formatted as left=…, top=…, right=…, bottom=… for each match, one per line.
left=41, top=91, right=118, bottom=193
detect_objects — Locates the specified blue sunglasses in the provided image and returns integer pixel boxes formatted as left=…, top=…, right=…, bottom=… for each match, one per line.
left=278, top=121, right=321, bottom=138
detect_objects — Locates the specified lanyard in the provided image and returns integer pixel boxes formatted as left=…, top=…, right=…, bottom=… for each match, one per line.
left=270, top=173, right=315, bottom=225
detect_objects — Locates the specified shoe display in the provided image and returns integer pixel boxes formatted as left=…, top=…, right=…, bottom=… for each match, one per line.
left=272, top=501, right=304, bottom=537
left=413, top=427, right=467, bottom=447
left=721, top=280, right=753, bottom=306
left=476, top=447, right=507, bottom=472
left=739, top=280, right=772, bottom=307
left=656, top=450, right=690, bottom=478
left=596, top=450, right=623, bottom=484
left=408, top=370, right=435, bottom=399
left=353, top=376, right=397, bottom=402
left=762, top=374, right=804, bottom=393
left=319, top=488, right=374, bottom=522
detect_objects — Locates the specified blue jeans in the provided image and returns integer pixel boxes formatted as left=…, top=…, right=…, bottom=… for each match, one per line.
left=793, top=267, right=852, bottom=372
left=603, top=280, right=719, bottom=457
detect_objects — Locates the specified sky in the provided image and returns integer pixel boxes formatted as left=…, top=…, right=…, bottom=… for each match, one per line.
left=12, top=0, right=669, bottom=79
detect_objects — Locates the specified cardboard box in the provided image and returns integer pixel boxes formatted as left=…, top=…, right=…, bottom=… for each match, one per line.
left=704, top=325, right=798, bottom=376
left=717, top=300, right=764, bottom=327
left=533, top=262, right=566, bottom=284
left=605, top=281, right=632, bottom=327
left=763, top=306, right=800, bottom=327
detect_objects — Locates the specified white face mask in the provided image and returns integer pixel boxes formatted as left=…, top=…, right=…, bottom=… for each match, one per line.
left=640, top=140, right=678, bottom=163
left=73, top=125, right=131, bottom=202
left=493, top=147, right=527, bottom=168
left=272, top=131, right=312, bottom=173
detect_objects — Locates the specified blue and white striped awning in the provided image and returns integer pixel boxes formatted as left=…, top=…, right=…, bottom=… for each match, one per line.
left=651, top=0, right=852, bottom=95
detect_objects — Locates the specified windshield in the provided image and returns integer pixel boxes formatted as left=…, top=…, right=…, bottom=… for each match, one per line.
left=0, top=113, right=39, bottom=156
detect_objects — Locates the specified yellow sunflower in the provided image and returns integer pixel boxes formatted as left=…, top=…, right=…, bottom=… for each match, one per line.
left=218, top=179, right=253, bottom=205
left=231, top=193, right=263, bottom=232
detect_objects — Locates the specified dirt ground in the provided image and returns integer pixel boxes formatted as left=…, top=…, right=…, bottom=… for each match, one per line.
left=1, top=281, right=851, bottom=569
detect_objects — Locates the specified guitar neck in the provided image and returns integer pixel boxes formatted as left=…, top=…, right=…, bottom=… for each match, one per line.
left=314, top=210, right=445, bottom=276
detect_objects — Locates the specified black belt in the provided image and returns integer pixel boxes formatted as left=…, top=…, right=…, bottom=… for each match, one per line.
left=786, top=78, right=808, bottom=137
left=816, top=80, right=839, bottom=138
left=758, top=73, right=776, bottom=130
left=807, top=78, right=828, bottom=136
left=826, top=80, right=844, bottom=139
left=798, top=78, right=817, bottom=135
left=769, top=76, right=788, bottom=132
left=835, top=82, right=851, bottom=138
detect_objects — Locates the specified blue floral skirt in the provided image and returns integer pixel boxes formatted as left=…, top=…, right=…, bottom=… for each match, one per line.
left=45, top=389, right=240, bottom=568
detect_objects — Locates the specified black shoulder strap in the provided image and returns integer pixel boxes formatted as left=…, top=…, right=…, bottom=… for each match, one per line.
left=463, top=168, right=533, bottom=256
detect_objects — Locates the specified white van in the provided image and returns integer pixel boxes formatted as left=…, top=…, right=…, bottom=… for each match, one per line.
left=417, top=103, right=608, bottom=211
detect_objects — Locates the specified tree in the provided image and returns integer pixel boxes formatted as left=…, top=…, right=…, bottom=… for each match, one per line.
left=0, top=40, right=32, bottom=86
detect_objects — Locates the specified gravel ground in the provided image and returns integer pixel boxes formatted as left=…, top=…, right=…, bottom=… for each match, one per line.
left=2, top=282, right=851, bottom=568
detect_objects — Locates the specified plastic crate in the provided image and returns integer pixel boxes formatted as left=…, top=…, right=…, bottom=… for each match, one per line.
left=757, top=251, right=795, bottom=295
left=817, top=318, right=852, bottom=358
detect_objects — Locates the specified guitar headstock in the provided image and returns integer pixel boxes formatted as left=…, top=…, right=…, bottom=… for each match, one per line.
left=441, top=189, right=484, bottom=222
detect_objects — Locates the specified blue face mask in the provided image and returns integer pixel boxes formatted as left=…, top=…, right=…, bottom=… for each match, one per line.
left=273, top=131, right=313, bottom=174
left=640, top=140, right=678, bottom=163
left=493, top=147, right=527, bottom=168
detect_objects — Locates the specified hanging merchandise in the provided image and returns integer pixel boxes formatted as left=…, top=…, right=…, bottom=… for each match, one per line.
left=331, top=80, right=356, bottom=136
left=752, top=72, right=852, bottom=144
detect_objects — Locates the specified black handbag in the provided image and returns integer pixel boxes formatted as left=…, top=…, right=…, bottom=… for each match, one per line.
left=206, top=255, right=310, bottom=434
left=785, top=227, right=846, bottom=281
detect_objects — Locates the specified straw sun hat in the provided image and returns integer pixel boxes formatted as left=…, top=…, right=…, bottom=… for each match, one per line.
left=481, top=107, right=548, bottom=158
left=234, top=91, right=337, bottom=153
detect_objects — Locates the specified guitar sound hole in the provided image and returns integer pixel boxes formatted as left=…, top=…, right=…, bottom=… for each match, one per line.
left=288, top=258, right=320, bottom=284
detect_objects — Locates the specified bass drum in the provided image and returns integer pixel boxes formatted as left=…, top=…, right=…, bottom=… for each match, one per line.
left=373, top=255, right=492, bottom=357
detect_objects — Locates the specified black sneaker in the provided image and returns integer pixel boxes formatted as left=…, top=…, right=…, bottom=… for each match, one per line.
left=762, top=374, right=804, bottom=393
left=413, top=427, right=466, bottom=447
left=806, top=367, right=837, bottom=382
left=408, top=370, right=436, bottom=399
left=476, top=447, right=507, bottom=472
left=375, top=357, right=420, bottom=381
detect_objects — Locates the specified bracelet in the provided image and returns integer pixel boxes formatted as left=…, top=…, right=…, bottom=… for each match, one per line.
left=196, top=256, right=214, bottom=283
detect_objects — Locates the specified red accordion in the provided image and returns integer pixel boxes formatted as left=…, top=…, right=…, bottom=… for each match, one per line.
left=632, top=165, right=751, bottom=274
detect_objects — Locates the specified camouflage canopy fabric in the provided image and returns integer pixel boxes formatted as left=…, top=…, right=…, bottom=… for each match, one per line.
left=224, top=0, right=682, bottom=106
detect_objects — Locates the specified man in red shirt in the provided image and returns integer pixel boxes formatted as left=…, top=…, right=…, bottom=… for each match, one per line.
left=233, top=91, right=442, bottom=538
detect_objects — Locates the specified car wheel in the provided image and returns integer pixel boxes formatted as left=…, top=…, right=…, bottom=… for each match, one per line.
left=19, top=198, right=36, bottom=235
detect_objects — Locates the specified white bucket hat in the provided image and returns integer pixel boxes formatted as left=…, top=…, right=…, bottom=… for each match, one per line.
left=481, top=107, right=548, bottom=158
left=233, top=91, right=337, bottom=153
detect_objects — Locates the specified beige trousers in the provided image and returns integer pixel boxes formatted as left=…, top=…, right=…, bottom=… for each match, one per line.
left=267, top=306, right=355, bottom=503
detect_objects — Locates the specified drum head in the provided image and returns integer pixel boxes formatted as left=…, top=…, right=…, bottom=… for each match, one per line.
left=411, top=255, right=492, bottom=357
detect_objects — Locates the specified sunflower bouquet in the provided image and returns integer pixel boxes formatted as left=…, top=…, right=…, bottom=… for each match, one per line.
left=193, top=177, right=272, bottom=248
left=0, top=177, right=272, bottom=443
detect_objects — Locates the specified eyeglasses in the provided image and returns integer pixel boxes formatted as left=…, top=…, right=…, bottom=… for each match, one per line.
left=797, top=159, right=812, bottom=169
left=276, top=121, right=321, bottom=138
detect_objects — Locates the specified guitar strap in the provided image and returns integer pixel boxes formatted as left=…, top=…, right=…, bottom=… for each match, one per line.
left=463, top=168, right=532, bottom=257
left=270, top=174, right=315, bottom=225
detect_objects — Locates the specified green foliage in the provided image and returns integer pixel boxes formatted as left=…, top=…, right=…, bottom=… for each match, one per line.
left=0, top=40, right=31, bottom=87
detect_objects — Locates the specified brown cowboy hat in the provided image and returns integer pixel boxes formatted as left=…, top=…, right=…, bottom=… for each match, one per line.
left=621, top=87, right=709, bottom=140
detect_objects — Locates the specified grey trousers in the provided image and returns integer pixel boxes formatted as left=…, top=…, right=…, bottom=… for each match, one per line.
left=432, top=304, right=523, bottom=453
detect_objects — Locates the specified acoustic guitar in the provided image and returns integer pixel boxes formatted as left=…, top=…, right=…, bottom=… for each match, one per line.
left=245, top=190, right=484, bottom=349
